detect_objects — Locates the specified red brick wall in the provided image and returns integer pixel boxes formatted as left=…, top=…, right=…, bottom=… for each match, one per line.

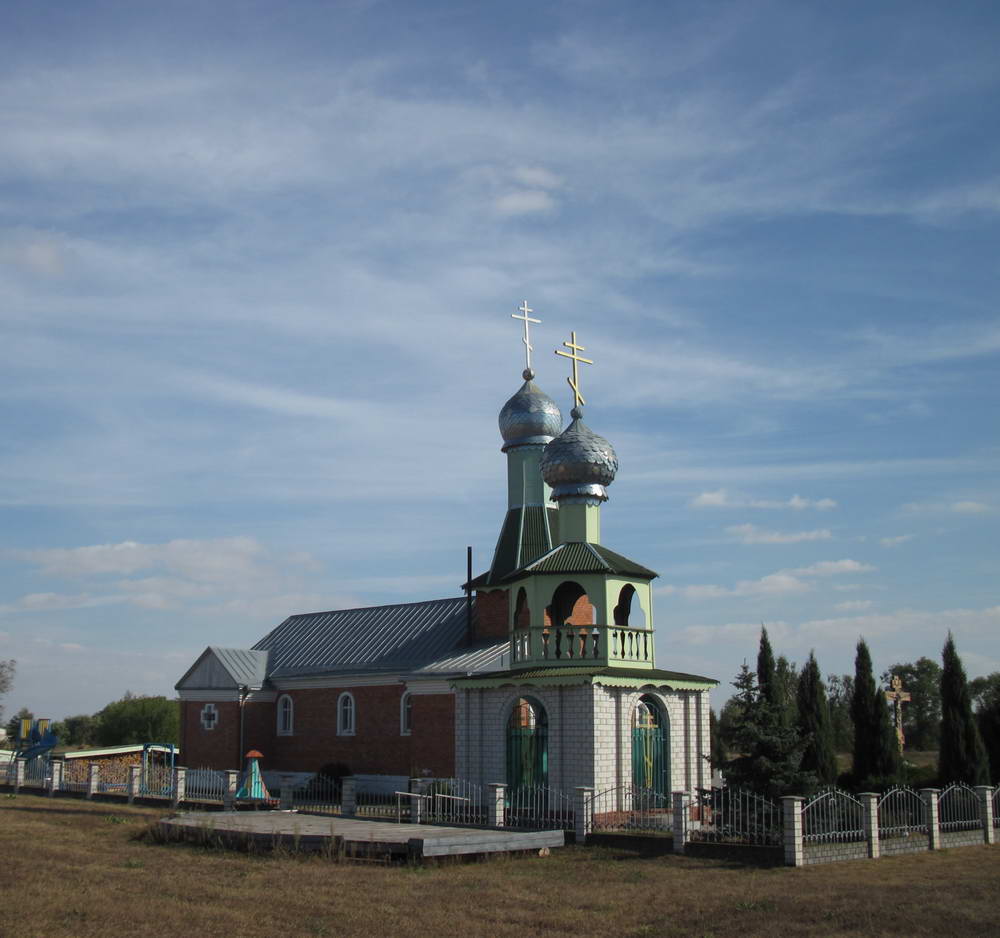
left=474, top=589, right=509, bottom=641
left=180, top=700, right=241, bottom=770
left=543, top=592, right=596, bottom=626
left=244, top=685, right=455, bottom=777
left=180, top=685, right=456, bottom=776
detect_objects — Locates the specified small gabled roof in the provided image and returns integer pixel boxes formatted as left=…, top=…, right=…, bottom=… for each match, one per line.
left=468, top=541, right=657, bottom=588
left=175, top=646, right=269, bottom=691
left=254, top=596, right=476, bottom=679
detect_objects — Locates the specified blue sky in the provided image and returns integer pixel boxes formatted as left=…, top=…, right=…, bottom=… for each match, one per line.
left=1, top=0, right=998, bottom=720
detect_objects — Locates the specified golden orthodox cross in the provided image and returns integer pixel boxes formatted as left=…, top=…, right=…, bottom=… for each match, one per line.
left=884, top=674, right=911, bottom=754
left=555, top=331, right=593, bottom=407
left=511, top=300, right=541, bottom=373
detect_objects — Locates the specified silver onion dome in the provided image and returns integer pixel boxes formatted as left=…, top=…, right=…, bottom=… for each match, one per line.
left=499, top=369, right=563, bottom=452
left=540, top=406, right=618, bottom=503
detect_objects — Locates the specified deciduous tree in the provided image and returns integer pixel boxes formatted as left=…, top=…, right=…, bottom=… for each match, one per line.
left=881, top=657, right=941, bottom=751
left=0, top=659, right=14, bottom=725
left=95, top=694, right=179, bottom=747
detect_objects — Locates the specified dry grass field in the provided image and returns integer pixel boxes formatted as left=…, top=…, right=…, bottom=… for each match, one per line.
left=1, top=792, right=998, bottom=938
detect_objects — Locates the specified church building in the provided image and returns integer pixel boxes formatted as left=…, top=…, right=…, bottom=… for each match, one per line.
left=176, top=308, right=716, bottom=795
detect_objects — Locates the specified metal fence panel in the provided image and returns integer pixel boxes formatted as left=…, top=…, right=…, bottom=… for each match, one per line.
left=803, top=788, right=865, bottom=843
left=506, top=785, right=575, bottom=831
left=588, top=785, right=671, bottom=834
left=289, top=775, right=342, bottom=816
left=96, top=762, right=131, bottom=794
left=877, top=787, right=927, bottom=839
left=939, top=782, right=980, bottom=832
left=423, top=778, right=486, bottom=826
left=691, top=787, right=782, bottom=846
left=185, top=767, right=227, bottom=802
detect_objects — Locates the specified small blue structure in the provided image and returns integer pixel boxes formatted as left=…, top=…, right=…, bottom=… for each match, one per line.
left=235, top=750, right=277, bottom=807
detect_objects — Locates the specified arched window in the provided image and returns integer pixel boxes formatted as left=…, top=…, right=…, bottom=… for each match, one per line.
left=277, top=694, right=294, bottom=736
left=506, top=696, right=548, bottom=790
left=337, top=692, right=355, bottom=736
left=631, top=695, right=669, bottom=795
left=514, top=587, right=529, bottom=629
left=200, top=703, right=218, bottom=731
left=400, top=691, right=413, bottom=736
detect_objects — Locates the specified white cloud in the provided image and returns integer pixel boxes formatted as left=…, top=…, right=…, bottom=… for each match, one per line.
left=835, top=599, right=873, bottom=612
left=880, top=534, right=914, bottom=547
left=784, top=559, right=875, bottom=577
left=727, top=523, right=832, bottom=544
left=952, top=500, right=992, bottom=514
left=494, top=190, right=556, bottom=216
left=511, top=166, right=563, bottom=189
left=690, top=489, right=837, bottom=510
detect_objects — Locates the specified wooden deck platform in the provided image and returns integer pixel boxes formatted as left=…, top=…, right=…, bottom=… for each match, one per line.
left=160, top=810, right=565, bottom=861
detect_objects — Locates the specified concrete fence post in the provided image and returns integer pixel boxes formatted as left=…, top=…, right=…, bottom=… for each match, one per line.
left=342, top=777, right=356, bottom=817
left=575, top=787, right=593, bottom=843
left=224, top=769, right=239, bottom=809
left=672, top=791, right=689, bottom=855
left=14, top=757, right=26, bottom=793
left=860, top=792, right=880, bottom=859
left=127, top=764, right=142, bottom=804
left=48, top=760, right=63, bottom=797
left=782, top=796, right=804, bottom=867
left=976, top=786, right=995, bottom=845
left=172, top=766, right=186, bottom=807
left=86, top=762, right=99, bottom=800
left=279, top=776, right=293, bottom=811
left=920, top=789, right=940, bottom=850
left=488, top=783, right=506, bottom=828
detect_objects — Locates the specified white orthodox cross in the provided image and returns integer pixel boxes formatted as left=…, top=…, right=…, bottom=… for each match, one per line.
left=555, top=330, right=593, bottom=407
left=511, top=300, right=541, bottom=372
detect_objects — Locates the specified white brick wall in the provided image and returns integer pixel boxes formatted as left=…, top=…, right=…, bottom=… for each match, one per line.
left=454, top=682, right=713, bottom=794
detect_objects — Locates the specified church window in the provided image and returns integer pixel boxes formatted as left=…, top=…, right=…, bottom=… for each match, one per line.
left=337, top=692, right=355, bottom=736
left=277, top=694, right=294, bottom=736
left=400, top=692, right=413, bottom=736
left=200, top=703, right=218, bottom=731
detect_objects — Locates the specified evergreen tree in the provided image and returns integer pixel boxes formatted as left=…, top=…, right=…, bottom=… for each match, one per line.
left=851, top=638, right=899, bottom=788
left=826, top=673, right=855, bottom=753
left=726, top=637, right=812, bottom=799
left=797, top=652, right=838, bottom=785
left=756, top=626, right=778, bottom=710
left=939, top=633, right=989, bottom=785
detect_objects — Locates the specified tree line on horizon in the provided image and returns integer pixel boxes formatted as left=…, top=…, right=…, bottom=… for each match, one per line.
left=712, top=629, right=998, bottom=798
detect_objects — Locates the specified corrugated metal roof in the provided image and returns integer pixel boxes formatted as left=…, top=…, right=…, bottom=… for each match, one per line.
left=254, top=597, right=474, bottom=678
left=414, top=640, right=509, bottom=674
left=520, top=542, right=658, bottom=579
left=212, top=647, right=269, bottom=688
left=453, top=665, right=717, bottom=689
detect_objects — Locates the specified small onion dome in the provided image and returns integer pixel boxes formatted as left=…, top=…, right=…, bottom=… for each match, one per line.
left=540, top=406, right=618, bottom=503
left=498, top=369, right=563, bottom=452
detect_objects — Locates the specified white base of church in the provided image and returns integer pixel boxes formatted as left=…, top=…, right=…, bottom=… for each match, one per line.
left=455, top=682, right=711, bottom=794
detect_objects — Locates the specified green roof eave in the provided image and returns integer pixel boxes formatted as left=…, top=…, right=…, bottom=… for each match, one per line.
left=451, top=666, right=717, bottom=691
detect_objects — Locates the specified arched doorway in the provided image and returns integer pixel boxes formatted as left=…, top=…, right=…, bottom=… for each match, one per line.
left=632, top=695, right=669, bottom=795
left=506, top=696, right=548, bottom=790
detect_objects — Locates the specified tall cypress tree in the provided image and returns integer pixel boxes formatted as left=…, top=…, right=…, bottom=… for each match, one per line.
left=939, top=633, right=989, bottom=785
left=851, top=638, right=899, bottom=787
left=797, top=652, right=838, bottom=785
left=757, top=626, right=778, bottom=709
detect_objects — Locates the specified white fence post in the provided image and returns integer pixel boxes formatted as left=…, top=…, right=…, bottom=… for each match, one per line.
left=920, top=788, right=940, bottom=850
left=14, top=757, right=26, bottom=793
left=575, top=787, right=593, bottom=843
left=172, top=766, right=186, bottom=807
left=860, top=792, right=880, bottom=859
left=342, top=777, right=356, bottom=817
left=672, top=791, right=689, bottom=855
left=127, top=764, right=142, bottom=804
left=782, top=795, right=804, bottom=867
left=48, top=760, right=63, bottom=797
left=976, top=786, right=995, bottom=845
left=86, top=762, right=99, bottom=800
left=224, top=769, right=239, bottom=809
left=488, top=783, right=506, bottom=828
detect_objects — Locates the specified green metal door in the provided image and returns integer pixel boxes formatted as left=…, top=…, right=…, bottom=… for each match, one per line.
left=632, top=699, right=668, bottom=794
left=507, top=698, right=548, bottom=790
